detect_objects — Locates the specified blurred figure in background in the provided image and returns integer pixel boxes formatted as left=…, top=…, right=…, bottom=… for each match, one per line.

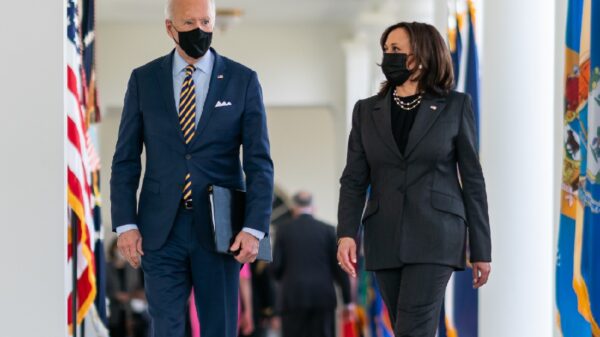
left=273, top=191, right=354, bottom=337
left=239, top=263, right=255, bottom=336
left=106, top=239, right=150, bottom=337
left=245, top=260, right=277, bottom=337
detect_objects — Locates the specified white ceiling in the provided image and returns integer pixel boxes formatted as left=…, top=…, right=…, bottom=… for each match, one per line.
left=97, top=0, right=431, bottom=24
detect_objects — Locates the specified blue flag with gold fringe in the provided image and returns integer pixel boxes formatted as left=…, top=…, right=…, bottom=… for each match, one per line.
left=580, top=0, right=600, bottom=334
left=556, top=0, right=600, bottom=335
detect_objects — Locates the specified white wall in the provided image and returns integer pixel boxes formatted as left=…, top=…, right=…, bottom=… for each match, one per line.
left=479, top=0, right=556, bottom=336
left=267, top=106, right=338, bottom=223
left=96, top=22, right=348, bottom=111
left=0, top=1, right=67, bottom=336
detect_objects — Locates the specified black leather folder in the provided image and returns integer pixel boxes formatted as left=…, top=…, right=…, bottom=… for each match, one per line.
left=208, top=185, right=272, bottom=262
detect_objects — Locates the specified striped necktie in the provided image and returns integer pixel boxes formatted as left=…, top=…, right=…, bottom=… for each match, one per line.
left=180, top=64, right=196, bottom=202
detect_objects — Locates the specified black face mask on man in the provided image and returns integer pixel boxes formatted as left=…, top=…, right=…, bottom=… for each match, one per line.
left=381, top=53, right=412, bottom=86
left=171, top=26, right=212, bottom=59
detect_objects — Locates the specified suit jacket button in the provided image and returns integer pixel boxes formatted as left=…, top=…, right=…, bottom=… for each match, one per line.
left=185, top=154, right=192, bottom=160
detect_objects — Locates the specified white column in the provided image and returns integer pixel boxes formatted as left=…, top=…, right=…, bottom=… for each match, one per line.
left=479, top=0, right=556, bottom=336
left=0, top=1, right=67, bottom=336
left=342, top=33, right=372, bottom=135
left=553, top=1, right=568, bottom=337
left=432, top=0, right=449, bottom=36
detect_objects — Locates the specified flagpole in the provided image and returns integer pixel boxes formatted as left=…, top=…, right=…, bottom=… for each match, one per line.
left=71, top=212, right=78, bottom=337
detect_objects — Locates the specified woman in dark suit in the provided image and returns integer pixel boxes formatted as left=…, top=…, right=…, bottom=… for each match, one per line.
left=336, top=22, right=491, bottom=337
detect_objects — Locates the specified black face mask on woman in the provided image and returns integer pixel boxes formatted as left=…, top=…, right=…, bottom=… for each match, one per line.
left=381, top=53, right=411, bottom=86
left=172, top=26, right=213, bottom=59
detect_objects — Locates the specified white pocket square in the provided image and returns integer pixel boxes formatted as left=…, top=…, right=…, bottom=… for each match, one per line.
left=215, top=101, right=232, bottom=108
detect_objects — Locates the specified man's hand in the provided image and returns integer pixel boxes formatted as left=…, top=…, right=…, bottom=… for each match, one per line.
left=115, top=291, right=131, bottom=304
left=472, top=262, right=491, bottom=289
left=230, top=231, right=259, bottom=263
left=117, top=229, right=143, bottom=269
left=337, top=237, right=357, bottom=278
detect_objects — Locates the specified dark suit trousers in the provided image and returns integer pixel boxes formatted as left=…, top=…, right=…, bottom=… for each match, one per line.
left=141, top=206, right=240, bottom=337
left=375, top=264, right=453, bottom=337
left=281, top=308, right=335, bottom=337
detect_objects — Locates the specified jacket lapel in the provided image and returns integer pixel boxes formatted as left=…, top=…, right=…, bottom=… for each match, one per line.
left=372, top=90, right=404, bottom=160
left=157, top=50, right=186, bottom=144
left=189, top=48, right=231, bottom=148
left=403, top=94, right=447, bottom=157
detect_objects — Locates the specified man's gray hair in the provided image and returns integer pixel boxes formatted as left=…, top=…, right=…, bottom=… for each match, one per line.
left=164, top=0, right=216, bottom=20
left=292, top=191, right=314, bottom=208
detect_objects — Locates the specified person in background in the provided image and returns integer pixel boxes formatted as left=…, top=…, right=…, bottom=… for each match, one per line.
left=336, top=21, right=491, bottom=337
left=239, top=263, right=255, bottom=336
left=189, top=289, right=200, bottom=337
left=273, top=191, right=354, bottom=337
left=106, top=239, right=149, bottom=337
left=245, top=261, right=277, bottom=337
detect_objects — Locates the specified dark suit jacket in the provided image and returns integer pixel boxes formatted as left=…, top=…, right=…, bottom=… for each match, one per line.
left=273, top=214, right=351, bottom=312
left=337, top=90, right=491, bottom=270
left=110, top=49, right=274, bottom=250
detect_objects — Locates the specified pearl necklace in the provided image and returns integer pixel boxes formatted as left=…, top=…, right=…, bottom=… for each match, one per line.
left=393, top=90, right=423, bottom=111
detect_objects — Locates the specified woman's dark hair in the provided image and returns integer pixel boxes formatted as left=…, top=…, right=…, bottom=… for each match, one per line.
left=379, top=22, right=454, bottom=96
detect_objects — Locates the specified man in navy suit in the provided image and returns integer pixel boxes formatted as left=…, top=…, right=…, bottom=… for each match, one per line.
left=110, top=0, right=274, bottom=335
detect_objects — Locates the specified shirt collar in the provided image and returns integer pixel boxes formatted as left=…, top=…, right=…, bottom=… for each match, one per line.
left=172, top=48, right=214, bottom=76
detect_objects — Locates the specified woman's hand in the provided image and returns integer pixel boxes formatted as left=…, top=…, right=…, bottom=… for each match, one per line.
left=337, top=237, right=357, bottom=278
left=472, top=262, right=491, bottom=288
left=240, top=309, right=255, bottom=335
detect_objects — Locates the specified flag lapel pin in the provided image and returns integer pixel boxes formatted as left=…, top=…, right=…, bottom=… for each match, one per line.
left=430, top=105, right=437, bottom=110
left=217, top=74, right=224, bottom=79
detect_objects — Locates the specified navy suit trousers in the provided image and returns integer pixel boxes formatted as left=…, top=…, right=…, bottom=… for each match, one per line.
left=141, top=206, right=240, bottom=337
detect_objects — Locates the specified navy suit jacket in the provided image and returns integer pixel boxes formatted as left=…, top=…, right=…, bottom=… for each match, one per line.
left=110, top=49, right=274, bottom=251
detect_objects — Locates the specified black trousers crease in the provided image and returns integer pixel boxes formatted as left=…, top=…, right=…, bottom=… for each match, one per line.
left=375, top=264, right=454, bottom=337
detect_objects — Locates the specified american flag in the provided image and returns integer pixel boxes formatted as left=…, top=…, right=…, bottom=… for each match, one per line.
left=81, top=0, right=101, bottom=124
left=80, top=0, right=109, bottom=326
left=66, top=0, right=97, bottom=334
